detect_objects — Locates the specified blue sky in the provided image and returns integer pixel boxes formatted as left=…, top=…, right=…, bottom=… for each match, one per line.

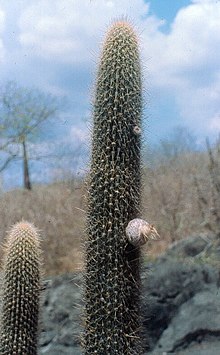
left=0, top=0, right=220, bottom=188
left=148, top=0, right=191, bottom=25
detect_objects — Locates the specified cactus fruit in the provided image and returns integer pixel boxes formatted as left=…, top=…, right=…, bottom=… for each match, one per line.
left=0, top=221, right=42, bottom=355
left=84, top=21, right=143, bottom=354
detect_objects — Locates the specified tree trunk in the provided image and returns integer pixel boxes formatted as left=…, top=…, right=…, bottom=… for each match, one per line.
left=22, top=140, right=32, bottom=190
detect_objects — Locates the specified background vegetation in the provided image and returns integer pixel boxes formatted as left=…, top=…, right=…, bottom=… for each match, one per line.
left=0, top=127, right=219, bottom=275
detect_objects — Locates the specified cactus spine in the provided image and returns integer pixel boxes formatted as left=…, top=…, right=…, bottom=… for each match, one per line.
left=0, top=221, right=42, bottom=355
left=84, top=21, right=143, bottom=354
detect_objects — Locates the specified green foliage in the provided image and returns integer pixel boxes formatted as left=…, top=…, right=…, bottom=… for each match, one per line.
left=0, top=221, right=42, bottom=355
left=84, top=21, right=143, bottom=354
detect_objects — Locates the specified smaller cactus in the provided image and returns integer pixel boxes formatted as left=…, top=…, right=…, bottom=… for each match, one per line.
left=0, top=221, right=42, bottom=355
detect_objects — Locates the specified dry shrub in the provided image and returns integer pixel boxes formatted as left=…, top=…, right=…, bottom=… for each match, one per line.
left=0, top=181, right=86, bottom=275
left=194, top=138, right=220, bottom=236
left=142, top=143, right=220, bottom=257
left=0, top=139, right=219, bottom=273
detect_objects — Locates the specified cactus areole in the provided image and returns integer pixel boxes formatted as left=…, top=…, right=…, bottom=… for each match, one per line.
left=84, top=21, right=143, bottom=354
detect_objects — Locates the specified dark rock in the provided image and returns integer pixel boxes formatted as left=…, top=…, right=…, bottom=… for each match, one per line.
left=166, top=234, right=215, bottom=258
left=141, top=257, right=219, bottom=350
left=37, top=234, right=220, bottom=354
left=151, top=287, right=220, bottom=354
left=40, top=344, right=81, bottom=354
left=39, top=273, right=83, bottom=354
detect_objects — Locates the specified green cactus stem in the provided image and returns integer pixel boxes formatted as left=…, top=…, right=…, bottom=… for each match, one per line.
left=84, top=21, right=143, bottom=354
left=0, top=221, right=42, bottom=355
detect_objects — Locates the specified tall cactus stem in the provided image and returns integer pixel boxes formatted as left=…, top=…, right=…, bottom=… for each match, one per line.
left=84, top=21, right=143, bottom=354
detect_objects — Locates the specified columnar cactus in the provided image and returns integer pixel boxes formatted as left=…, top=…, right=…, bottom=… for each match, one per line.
left=0, top=221, right=42, bottom=355
left=84, top=21, right=143, bottom=354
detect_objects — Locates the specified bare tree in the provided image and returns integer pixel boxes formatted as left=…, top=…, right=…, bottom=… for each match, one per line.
left=143, top=127, right=200, bottom=242
left=0, top=81, right=60, bottom=190
left=144, top=126, right=197, bottom=167
left=194, top=136, right=220, bottom=236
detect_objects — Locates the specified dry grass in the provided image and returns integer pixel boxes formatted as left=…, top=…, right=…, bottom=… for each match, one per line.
left=0, top=181, right=86, bottom=275
left=0, top=179, right=168, bottom=275
left=0, top=143, right=219, bottom=275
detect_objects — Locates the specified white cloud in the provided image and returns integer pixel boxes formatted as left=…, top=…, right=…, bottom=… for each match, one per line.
left=19, top=0, right=149, bottom=63
left=191, top=0, right=217, bottom=3
left=144, top=1, right=220, bottom=82
left=0, top=7, right=5, bottom=63
left=141, top=0, right=220, bottom=135
left=70, top=125, right=89, bottom=143
left=0, top=7, right=4, bottom=31
left=210, top=114, right=220, bottom=131
left=16, top=0, right=220, bottom=137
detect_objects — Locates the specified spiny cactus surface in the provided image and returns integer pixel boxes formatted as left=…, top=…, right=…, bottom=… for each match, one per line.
left=0, top=221, right=42, bottom=355
left=84, top=21, right=143, bottom=354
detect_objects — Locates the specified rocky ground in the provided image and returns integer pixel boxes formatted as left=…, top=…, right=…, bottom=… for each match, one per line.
left=39, top=234, right=220, bottom=354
